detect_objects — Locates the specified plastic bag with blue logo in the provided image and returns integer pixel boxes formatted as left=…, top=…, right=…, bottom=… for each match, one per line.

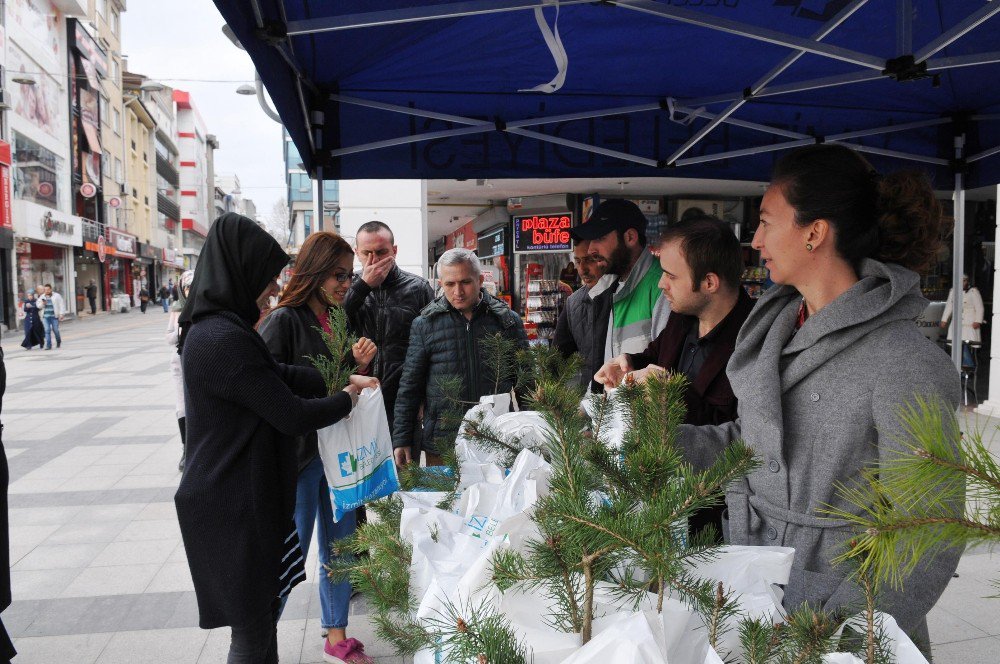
left=317, top=386, right=400, bottom=522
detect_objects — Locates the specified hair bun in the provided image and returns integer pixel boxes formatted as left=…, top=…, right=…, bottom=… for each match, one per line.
left=874, top=171, right=945, bottom=274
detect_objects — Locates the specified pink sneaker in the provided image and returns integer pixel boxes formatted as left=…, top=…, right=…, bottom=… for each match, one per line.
left=324, top=637, right=374, bottom=664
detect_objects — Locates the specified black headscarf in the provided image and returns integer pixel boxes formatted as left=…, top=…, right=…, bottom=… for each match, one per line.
left=178, top=213, right=289, bottom=347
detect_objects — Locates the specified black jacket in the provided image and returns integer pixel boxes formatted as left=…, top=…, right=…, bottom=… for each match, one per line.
left=343, top=265, right=434, bottom=428
left=258, top=305, right=335, bottom=473
left=627, top=288, right=754, bottom=427
left=554, top=276, right=614, bottom=392
left=392, top=290, right=529, bottom=454
left=177, top=312, right=352, bottom=629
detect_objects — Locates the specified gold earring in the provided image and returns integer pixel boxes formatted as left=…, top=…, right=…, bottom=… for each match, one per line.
left=806, top=243, right=814, bottom=252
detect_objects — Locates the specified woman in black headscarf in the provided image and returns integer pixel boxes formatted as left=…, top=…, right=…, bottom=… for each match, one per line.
left=20, top=293, right=44, bottom=350
left=174, top=214, right=377, bottom=664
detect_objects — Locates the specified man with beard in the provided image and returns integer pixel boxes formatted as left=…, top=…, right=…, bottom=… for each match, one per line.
left=571, top=198, right=670, bottom=362
left=595, top=216, right=752, bottom=540
left=554, top=240, right=615, bottom=390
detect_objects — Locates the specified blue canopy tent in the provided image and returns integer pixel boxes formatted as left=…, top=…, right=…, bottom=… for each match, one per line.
left=212, top=0, right=1000, bottom=368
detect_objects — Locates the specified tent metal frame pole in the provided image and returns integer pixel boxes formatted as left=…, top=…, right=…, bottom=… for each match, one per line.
left=951, top=134, right=966, bottom=371
left=927, top=51, right=1000, bottom=71
left=327, top=94, right=813, bottom=160
left=506, top=128, right=661, bottom=167
left=686, top=48, right=995, bottom=109
left=666, top=0, right=868, bottom=165
left=968, top=144, right=1000, bottom=164
left=248, top=0, right=318, bottom=158
left=616, top=0, right=885, bottom=70
left=685, top=70, right=882, bottom=107
left=831, top=142, right=949, bottom=166
left=673, top=139, right=817, bottom=167
left=330, top=94, right=483, bottom=126
left=914, top=4, right=1000, bottom=63
left=896, top=0, right=912, bottom=56
left=286, top=0, right=591, bottom=35
left=329, top=124, right=494, bottom=158
left=313, top=110, right=325, bottom=231
left=825, top=117, right=952, bottom=141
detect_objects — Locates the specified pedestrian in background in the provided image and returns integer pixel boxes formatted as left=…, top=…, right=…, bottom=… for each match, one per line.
left=86, top=280, right=98, bottom=315
left=344, top=220, right=434, bottom=432
left=37, top=284, right=64, bottom=350
left=166, top=270, right=194, bottom=471
left=258, top=231, right=378, bottom=664
left=940, top=273, right=985, bottom=367
left=159, top=283, right=171, bottom=313
left=139, top=285, right=150, bottom=313
left=20, top=293, right=44, bottom=351
left=175, top=214, right=376, bottom=664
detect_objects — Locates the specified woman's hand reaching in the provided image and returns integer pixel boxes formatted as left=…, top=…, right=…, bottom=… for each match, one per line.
left=352, top=337, right=377, bottom=372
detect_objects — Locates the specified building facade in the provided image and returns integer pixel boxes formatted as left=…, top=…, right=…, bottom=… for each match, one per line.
left=173, top=89, right=208, bottom=270
left=8, top=0, right=89, bottom=322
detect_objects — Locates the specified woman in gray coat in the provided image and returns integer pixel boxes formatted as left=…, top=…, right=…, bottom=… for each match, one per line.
left=681, top=144, right=961, bottom=648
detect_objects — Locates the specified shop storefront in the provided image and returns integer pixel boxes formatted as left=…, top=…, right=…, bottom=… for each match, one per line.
left=137, top=243, right=160, bottom=293
left=162, top=247, right=185, bottom=281
left=74, top=241, right=104, bottom=313
left=13, top=200, right=82, bottom=314
left=108, top=228, right=138, bottom=305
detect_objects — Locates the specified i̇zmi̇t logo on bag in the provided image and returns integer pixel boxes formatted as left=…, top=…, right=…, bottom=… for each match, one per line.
left=337, top=437, right=380, bottom=478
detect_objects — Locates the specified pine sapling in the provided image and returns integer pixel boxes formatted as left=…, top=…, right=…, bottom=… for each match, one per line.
left=306, top=304, right=358, bottom=394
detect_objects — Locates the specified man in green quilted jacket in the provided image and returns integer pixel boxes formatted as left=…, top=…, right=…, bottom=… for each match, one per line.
left=571, top=199, right=671, bottom=364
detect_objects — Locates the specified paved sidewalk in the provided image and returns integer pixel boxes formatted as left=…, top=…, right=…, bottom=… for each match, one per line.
left=1, top=312, right=997, bottom=662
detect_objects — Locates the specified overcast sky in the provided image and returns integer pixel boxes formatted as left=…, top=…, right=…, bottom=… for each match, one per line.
left=121, top=0, right=285, bottom=220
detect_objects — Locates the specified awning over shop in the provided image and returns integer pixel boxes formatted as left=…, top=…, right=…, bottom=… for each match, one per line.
left=81, top=121, right=102, bottom=156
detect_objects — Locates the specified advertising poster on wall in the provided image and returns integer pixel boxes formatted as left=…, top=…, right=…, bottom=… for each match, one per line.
left=8, top=46, right=63, bottom=140
left=8, top=0, right=62, bottom=69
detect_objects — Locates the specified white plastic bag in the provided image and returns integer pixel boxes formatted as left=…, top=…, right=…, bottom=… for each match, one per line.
left=458, top=449, right=550, bottom=546
left=835, top=612, right=928, bottom=664
left=581, top=389, right=627, bottom=449
left=316, top=387, right=400, bottom=522
left=562, top=605, right=725, bottom=664
left=685, top=545, right=795, bottom=658
left=399, top=491, right=465, bottom=545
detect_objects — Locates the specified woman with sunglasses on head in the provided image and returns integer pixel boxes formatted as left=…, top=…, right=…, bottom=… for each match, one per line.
left=175, top=215, right=376, bottom=664
left=257, top=231, right=377, bottom=664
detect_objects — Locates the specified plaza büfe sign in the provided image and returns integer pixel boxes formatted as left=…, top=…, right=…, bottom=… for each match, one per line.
left=512, top=213, right=573, bottom=253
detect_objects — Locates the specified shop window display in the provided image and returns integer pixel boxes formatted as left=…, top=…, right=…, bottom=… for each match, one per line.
left=13, top=132, right=62, bottom=210
left=17, top=242, right=67, bottom=302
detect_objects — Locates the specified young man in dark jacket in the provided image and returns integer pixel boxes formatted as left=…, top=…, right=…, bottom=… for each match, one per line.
left=393, top=248, right=529, bottom=466
left=554, top=239, right=614, bottom=391
left=344, top=221, right=435, bottom=430
left=596, top=216, right=752, bottom=539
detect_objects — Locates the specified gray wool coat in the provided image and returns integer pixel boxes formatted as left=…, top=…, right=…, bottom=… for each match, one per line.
left=680, top=259, right=962, bottom=640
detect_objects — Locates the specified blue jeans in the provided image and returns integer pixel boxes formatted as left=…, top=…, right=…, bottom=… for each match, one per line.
left=290, top=455, right=356, bottom=629
left=161, top=297, right=170, bottom=312
left=43, top=316, right=61, bottom=348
